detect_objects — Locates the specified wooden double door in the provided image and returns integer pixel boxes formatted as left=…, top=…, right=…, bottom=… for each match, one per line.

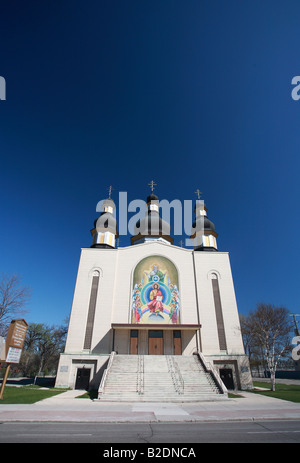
left=148, top=330, right=164, bottom=355
left=148, top=330, right=182, bottom=355
left=130, top=329, right=182, bottom=355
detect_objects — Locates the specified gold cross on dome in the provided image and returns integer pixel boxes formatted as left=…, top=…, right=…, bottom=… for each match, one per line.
left=148, top=180, right=157, bottom=192
left=195, top=189, right=202, bottom=200
left=107, top=185, right=114, bottom=199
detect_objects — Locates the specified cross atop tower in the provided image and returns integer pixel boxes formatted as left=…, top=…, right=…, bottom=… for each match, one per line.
left=148, top=180, right=157, bottom=192
left=194, top=189, right=202, bottom=200
left=107, top=185, right=114, bottom=199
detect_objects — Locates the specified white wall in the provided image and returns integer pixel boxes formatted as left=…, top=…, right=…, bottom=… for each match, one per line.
left=64, top=242, right=244, bottom=357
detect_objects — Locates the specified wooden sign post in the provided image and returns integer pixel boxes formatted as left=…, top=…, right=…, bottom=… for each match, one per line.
left=0, top=319, right=28, bottom=400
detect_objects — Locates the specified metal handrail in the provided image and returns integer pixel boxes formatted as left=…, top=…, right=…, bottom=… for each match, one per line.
left=136, top=355, right=144, bottom=395
left=196, top=352, right=228, bottom=395
left=98, top=351, right=116, bottom=398
left=173, top=359, right=184, bottom=394
left=167, top=355, right=184, bottom=395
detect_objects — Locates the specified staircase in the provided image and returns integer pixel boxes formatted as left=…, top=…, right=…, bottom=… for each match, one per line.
left=98, top=354, right=228, bottom=402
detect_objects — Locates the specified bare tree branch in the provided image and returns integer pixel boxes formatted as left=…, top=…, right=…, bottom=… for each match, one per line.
left=240, top=303, right=293, bottom=391
left=0, top=273, right=31, bottom=334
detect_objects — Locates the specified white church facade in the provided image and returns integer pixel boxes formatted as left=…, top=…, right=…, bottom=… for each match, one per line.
left=55, top=188, right=252, bottom=395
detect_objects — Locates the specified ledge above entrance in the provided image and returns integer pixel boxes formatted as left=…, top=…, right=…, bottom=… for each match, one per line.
left=111, top=323, right=201, bottom=330
left=112, top=324, right=201, bottom=355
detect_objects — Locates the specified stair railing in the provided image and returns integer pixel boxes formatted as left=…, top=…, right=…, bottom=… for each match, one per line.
left=167, top=355, right=184, bottom=395
left=195, top=352, right=228, bottom=395
left=136, top=355, right=144, bottom=395
left=173, top=358, right=184, bottom=395
left=98, top=351, right=116, bottom=399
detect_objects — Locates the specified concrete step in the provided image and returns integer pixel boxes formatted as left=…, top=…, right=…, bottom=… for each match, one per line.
left=100, top=395, right=226, bottom=402
left=99, top=354, right=226, bottom=402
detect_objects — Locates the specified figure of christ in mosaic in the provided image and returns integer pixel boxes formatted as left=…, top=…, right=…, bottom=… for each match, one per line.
left=147, top=282, right=164, bottom=316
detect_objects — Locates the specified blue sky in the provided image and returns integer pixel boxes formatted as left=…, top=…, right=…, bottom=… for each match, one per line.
left=0, top=1, right=300, bottom=326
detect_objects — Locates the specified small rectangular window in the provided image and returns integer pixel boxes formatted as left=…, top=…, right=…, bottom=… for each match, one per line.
left=149, top=330, right=163, bottom=338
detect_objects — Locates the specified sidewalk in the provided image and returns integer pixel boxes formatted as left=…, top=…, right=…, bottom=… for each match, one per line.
left=1, top=389, right=300, bottom=422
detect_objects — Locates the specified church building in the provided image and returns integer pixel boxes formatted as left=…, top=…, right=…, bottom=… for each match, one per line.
left=55, top=186, right=252, bottom=397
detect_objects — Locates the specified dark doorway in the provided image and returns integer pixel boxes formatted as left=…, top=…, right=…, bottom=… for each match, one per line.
left=219, top=368, right=235, bottom=390
left=75, top=368, right=91, bottom=390
left=148, top=330, right=164, bottom=355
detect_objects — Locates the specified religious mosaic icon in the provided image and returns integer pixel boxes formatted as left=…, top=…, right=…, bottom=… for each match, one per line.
left=131, top=256, right=180, bottom=324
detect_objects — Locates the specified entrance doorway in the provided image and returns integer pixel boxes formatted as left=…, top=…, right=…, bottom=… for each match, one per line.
left=148, top=330, right=164, bottom=355
left=75, top=368, right=90, bottom=390
left=130, top=330, right=138, bottom=354
left=220, top=368, right=235, bottom=390
left=173, top=330, right=182, bottom=355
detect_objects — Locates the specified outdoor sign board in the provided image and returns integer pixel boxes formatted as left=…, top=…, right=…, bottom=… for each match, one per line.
left=0, top=319, right=28, bottom=400
left=6, top=346, right=22, bottom=363
left=5, top=319, right=28, bottom=363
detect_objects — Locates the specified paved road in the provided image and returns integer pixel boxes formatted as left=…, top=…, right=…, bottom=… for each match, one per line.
left=1, top=420, right=300, bottom=443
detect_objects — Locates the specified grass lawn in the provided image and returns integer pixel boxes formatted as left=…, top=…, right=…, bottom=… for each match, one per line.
left=0, top=385, right=69, bottom=404
left=252, top=381, right=300, bottom=403
left=228, top=392, right=244, bottom=398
